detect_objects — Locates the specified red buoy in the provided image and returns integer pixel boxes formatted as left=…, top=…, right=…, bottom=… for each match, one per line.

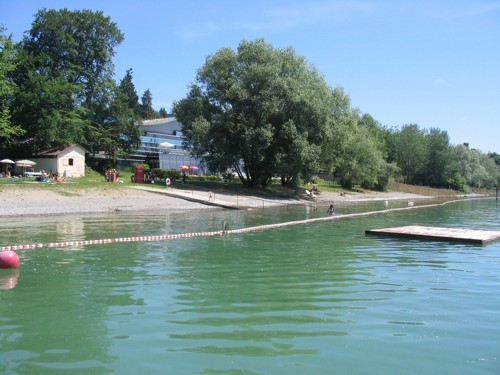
left=0, top=251, right=20, bottom=269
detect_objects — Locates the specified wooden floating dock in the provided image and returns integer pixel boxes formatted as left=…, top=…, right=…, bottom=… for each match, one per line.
left=366, top=225, right=500, bottom=245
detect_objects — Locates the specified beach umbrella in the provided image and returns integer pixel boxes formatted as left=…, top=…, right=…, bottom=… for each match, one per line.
left=179, top=165, right=189, bottom=170
left=16, top=159, right=36, bottom=167
left=189, top=166, right=199, bottom=170
left=0, top=159, right=15, bottom=175
left=16, top=159, right=36, bottom=176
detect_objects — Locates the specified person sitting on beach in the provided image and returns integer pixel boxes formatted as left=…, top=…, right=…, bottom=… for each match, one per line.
left=305, top=189, right=316, bottom=199
left=54, top=174, right=65, bottom=183
left=326, top=204, right=335, bottom=215
left=311, top=186, right=321, bottom=194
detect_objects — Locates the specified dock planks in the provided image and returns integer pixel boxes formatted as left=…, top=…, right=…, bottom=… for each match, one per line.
left=366, top=225, right=500, bottom=245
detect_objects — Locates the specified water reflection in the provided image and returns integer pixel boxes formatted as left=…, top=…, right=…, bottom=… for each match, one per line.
left=0, top=199, right=499, bottom=374
left=0, top=268, right=19, bottom=290
left=164, top=226, right=375, bottom=356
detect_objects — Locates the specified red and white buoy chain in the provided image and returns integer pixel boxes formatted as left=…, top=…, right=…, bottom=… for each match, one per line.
left=0, top=210, right=406, bottom=251
left=0, top=230, right=225, bottom=251
left=0, top=199, right=474, bottom=252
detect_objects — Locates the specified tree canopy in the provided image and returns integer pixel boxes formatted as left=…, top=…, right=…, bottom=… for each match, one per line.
left=1, top=9, right=497, bottom=191
left=174, top=39, right=335, bottom=187
left=0, top=27, right=24, bottom=146
left=173, top=38, right=499, bottom=191
left=7, top=9, right=141, bottom=159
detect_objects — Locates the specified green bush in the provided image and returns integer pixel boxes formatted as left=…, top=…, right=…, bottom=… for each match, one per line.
left=166, top=169, right=181, bottom=181
left=447, top=172, right=465, bottom=192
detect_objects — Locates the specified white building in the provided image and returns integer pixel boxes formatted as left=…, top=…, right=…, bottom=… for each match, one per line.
left=127, top=117, right=205, bottom=172
left=31, top=144, right=87, bottom=177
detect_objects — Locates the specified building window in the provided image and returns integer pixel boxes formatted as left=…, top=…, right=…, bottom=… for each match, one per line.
left=63, top=158, right=73, bottom=166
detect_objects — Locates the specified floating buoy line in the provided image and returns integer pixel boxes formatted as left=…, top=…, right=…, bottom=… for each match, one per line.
left=0, top=197, right=492, bottom=252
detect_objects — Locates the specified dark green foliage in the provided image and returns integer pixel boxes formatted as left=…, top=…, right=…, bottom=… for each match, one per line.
left=174, top=39, right=333, bottom=188
left=0, top=27, right=25, bottom=146
left=447, top=172, right=465, bottom=191
left=159, top=107, right=168, bottom=118
left=8, top=8, right=139, bottom=159
left=140, top=89, right=158, bottom=119
left=119, top=68, right=140, bottom=116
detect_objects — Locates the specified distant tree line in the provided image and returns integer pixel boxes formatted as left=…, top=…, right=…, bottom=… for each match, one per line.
left=173, top=39, right=500, bottom=191
left=1, top=11, right=498, bottom=191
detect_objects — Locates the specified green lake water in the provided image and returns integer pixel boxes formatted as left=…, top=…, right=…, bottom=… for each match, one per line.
left=1, top=198, right=499, bottom=374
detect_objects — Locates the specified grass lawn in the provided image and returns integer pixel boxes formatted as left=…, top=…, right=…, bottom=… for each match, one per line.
left=0, top=168, right=355, bottom=199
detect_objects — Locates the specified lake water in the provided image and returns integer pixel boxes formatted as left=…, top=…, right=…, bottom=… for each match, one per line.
left=1, top=198, right=499, bottom=374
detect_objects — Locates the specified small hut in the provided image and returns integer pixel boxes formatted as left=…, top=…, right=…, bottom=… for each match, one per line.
left=31, top=144, right=87, bottom=177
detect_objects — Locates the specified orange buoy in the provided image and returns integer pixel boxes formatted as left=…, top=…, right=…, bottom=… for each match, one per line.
left=0, top=250, right=20, bottom=269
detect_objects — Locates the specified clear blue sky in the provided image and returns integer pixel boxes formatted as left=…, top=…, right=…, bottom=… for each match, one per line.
left=1, top=0, right=499, bottom=153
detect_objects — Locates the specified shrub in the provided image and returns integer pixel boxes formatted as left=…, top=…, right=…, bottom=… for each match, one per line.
left=166, top=169, right=181, bottom=181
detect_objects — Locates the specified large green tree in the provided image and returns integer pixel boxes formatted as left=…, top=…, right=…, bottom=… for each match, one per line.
left=479, top=153, right=500, bottom=189
left=140, top=89, right=158, bottom=120
left=394, top=124, right=427, bottom=184
left=118, top=68, right=140, bottom=116
left=449, top=145, right=491, bottom=189
left=9, top=8, right=136, bottom=156
left=422, top=127, right=451, bottom=187
left=87, top=85, right=141, bottom=161
left=0, top=26, right=24, bottom=146
left=322, top=106, right=393, bottom=190
left=174, top=39, right=333, bottom=187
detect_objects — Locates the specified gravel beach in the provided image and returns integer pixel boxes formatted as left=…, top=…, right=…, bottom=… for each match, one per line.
left=0, top=184, right=426, bottom=217
left=0, top=186, right=210, bottom=217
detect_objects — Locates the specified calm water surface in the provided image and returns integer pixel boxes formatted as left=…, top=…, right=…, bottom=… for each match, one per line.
left=0, top=198, right=499, bottom=374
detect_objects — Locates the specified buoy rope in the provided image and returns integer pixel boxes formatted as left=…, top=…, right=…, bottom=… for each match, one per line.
left=0, top=231, right=225, bottom=251
left=0, top=197, right=491, bottom=251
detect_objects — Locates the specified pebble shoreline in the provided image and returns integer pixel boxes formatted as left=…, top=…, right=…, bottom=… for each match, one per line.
left=0, top=186, right=211, bottom=217
left=0, top=185, right=426, bottom=217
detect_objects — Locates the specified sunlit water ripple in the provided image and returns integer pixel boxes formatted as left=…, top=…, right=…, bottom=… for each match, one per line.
left=0, top=198, right=499, bottom=374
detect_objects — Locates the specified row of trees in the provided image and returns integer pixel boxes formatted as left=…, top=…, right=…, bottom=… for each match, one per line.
left=173, top=39, right=499, bottom=190
left=1, top=10, right=498, bottom=191
left=389, top=124, right=499, bottom=191
left=0, top=9, right=165, bottom=159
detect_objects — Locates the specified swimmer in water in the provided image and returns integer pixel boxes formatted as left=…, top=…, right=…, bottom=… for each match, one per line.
left=326, top=204, right=335, bottom=215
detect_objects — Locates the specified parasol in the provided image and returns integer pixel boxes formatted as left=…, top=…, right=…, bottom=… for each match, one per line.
left=1, top=159, right=15, bottom=175
left=16, top=159, right=36, bottom=177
